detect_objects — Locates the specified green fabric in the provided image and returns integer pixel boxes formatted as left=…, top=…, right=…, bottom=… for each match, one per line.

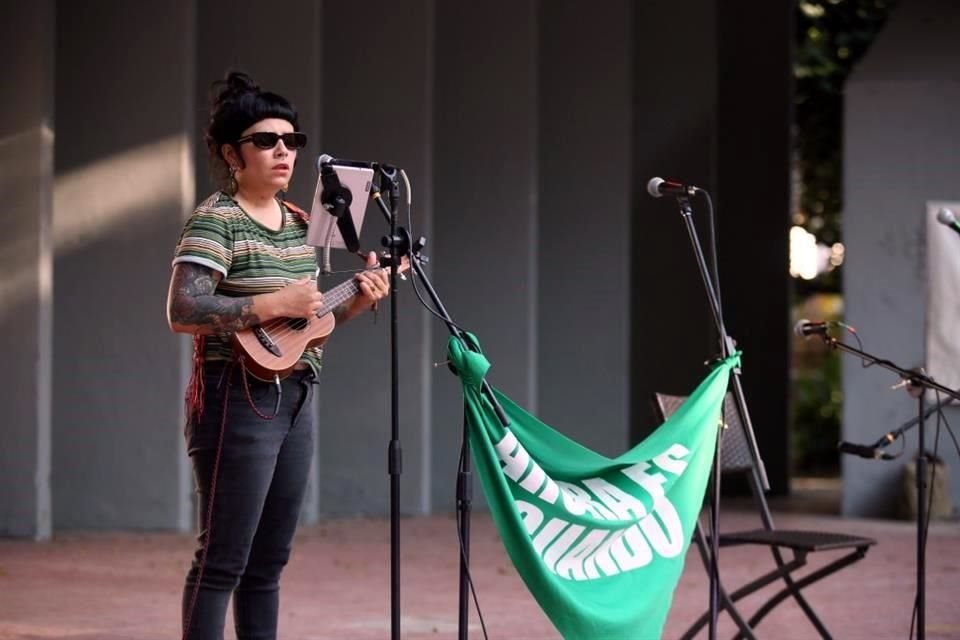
left=448, top=335, right=740, bottom=640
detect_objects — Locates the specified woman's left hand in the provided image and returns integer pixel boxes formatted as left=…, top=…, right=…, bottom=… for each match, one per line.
left=354, top=251, right=390, bottom=304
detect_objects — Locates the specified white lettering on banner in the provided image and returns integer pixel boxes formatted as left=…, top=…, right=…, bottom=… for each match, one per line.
left=554, top=528, right=611, bottom=580
left=516, top=499, right=544, bottom=534
left=493, top=430, right=696, bottom=581
left=653, top=443, right=690, bottom=475
left=583, top=478, right=648, bottom=520
left=585, top=528, right=628, bottom=577
left=532, top=517, right=569, bottom=557
left=621, top=461, right=669, bottom=501
left=557, top=481, right=616, bottom=520
left=610, top=523, right=654, bottom=570
left=494, top=429, right=560, bottom=504
left=639, top=496, right=685, bottom=558
left=495, top=430, right=531, bottom=482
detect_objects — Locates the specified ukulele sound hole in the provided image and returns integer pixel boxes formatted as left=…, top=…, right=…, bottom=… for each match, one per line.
left=286, top=318, right=309, bottom=331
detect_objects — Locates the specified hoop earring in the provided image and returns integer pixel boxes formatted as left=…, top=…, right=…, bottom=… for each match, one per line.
left=228, top=166, right=239, bottom=194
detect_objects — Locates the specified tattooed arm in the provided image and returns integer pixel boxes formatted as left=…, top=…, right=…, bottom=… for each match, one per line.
left=166, top=263, right=323, bottom=335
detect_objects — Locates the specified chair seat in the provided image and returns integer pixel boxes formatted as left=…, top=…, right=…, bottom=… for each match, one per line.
left=717, top=528, right=877, bottom=552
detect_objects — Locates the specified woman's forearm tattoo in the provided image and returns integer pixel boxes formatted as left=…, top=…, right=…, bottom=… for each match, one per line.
left=169, top=263, right=260, bottom=333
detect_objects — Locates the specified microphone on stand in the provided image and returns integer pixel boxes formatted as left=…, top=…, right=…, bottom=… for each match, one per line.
left=838, top=440, right=896, bottom=461
left=793, top=319, right=831, bottom=338
left=646, top=177, right=700, bottom=198
left=935, top=208, right=960, bottom=237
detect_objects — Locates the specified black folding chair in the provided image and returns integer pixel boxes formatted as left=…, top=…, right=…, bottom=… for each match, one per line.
left=654, top=392, right=877, bottom=639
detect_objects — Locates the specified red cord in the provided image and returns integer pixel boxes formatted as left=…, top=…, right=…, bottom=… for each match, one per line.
left=239, top=356, right=281, bottom=420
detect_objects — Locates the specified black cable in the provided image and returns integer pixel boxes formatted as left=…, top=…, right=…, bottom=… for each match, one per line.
left=839, top=324, right=873, bottom=369
left=455, top=432, right=489, bottom=640
left=938, top=404, right=960, bottom=460
left=407, top=257, right=471, bottom=334
left=909, top=390, right=943, bottom=640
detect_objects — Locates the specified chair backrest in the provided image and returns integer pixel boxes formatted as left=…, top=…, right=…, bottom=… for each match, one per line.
left=654, top=390, right=777, bottom=529
left=653, top=391, right=757, bottom=474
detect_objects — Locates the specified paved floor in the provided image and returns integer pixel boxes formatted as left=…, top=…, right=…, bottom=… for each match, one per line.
left=0, top=508, right=958, bottom=639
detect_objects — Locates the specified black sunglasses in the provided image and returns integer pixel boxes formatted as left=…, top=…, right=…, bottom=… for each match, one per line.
left=236, top=131, right=308, bottom=150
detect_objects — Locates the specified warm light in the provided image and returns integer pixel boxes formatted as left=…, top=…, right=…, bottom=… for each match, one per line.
left=829, top=242, right=845, bottom=267
left=790, top=226, right=819, bottom=280
left=54, top=134, right=193, bottom=251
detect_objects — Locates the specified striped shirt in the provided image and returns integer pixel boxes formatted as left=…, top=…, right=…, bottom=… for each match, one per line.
left=172, top=191, right=323, bottom=376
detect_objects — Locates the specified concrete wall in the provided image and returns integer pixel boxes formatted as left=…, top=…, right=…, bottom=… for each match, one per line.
left=0, top=0, right=55, bottom=539
left=52, top=0, right=195, bottom=529
left=2, top=0, right=795, bottom=533
left=843, top=0, right=960, bottom=517
left=629, top=1, right=792, bottom=497
left=537, top=0, right=633, bottom=457
left=317, top=0, right=435, bottom=516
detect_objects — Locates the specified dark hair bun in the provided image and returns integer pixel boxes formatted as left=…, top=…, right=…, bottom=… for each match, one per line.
left=210, top=71, right=260, bottom=111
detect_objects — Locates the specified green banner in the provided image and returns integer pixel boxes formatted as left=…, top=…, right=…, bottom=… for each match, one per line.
left=448, top=335, right=740, bottom=640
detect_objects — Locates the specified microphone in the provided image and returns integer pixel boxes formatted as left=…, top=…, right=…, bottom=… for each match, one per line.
left=317, top=153, right=335, bottom=171
left=646, top=177, right=698, bottom=198
left=316, top=153, right=376, bottom=170
left=793, top=319, right=830, bottom=337
left=936, top=208, right=960, bottom=236
left=838, top=440, right=895, bottom=461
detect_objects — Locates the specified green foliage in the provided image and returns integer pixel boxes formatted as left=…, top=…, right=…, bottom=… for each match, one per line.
left=791, top=0, right=896, bottom=474
left=792, top=347, right=843, bottom=474
left=794, top=0, right=897, bottom=255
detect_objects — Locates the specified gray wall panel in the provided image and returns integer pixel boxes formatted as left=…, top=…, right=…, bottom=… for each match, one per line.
left=631, top=0, right=718, bottom=438
left=844, top=0, right=960, bottom=516
left=52, top=0, right=195, bottom=530
left=0, top=0, right=55, bottom=539
left=537, top=1, right=633, bottom=456
left=318, top=0, right=434, bottom=516
left=432, top=0, right=539, bottom=511
left=716, top=0, right=793, bottom=494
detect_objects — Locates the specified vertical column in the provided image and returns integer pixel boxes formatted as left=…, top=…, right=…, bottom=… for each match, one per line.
left=843, top=0, right=960, bottom=516
left=195, top=0, right=322, bottom=523
left=432, top=0, right=539, bottom=509
left=537, top=1, right=634, bottom=455
left=0, top=1, right=55, bottom=539
left=318, top=0, right=435, bottom=516
left=716, top=0, right=793, bottom=494
left=52, top=0, right=196, bottom=529
left=630, top=0, right=718, bottom=439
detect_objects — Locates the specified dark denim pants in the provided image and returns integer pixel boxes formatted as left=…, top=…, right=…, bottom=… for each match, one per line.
left=182, top=363, right=315, bottom=640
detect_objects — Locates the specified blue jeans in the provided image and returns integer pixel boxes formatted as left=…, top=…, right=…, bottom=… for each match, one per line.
left=182, top=363, right=315, bottom=640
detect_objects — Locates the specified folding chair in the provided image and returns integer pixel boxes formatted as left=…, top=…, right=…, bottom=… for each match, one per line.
left=654, top=392, right=877, bottom=639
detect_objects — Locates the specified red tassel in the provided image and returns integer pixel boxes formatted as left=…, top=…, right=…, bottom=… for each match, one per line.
left=184, top=334, right=206, bottom=423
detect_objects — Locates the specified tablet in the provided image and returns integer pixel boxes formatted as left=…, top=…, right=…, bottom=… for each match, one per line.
left=306, top=161, right=375, bottom=250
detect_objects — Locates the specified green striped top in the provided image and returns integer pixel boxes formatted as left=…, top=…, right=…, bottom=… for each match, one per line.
left=172, top=191, right=323, bottom=376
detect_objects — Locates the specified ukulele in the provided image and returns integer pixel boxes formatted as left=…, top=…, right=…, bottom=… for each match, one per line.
left=233, top=259, right=409, bottom=381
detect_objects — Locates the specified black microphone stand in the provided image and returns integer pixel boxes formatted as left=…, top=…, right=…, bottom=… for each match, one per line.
left=812, top=332, right=960, bottom=640
left=670, top=194, right=770, bottom=640
left=368, top=169, right=510, bottom=640
left=366, top=165, right=404, bottom=640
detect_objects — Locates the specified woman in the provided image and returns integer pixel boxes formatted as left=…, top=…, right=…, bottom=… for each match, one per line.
left=166, top=71, right=389, bottom=639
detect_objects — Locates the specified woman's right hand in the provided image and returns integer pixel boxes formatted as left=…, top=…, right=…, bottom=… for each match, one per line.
left=267, top=276, right=323, bottom=319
